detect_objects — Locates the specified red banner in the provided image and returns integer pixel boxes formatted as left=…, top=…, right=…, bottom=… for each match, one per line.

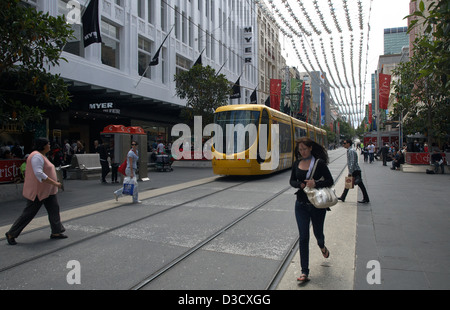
left=0, top=159, right=25, bottom=183
left=270, top=79, right=282, bottom=111
left=379, top=73, right=391, bottom=110
left=368, top=103, right=372, bottom=124
left=300, top=81, right=306, bottom=113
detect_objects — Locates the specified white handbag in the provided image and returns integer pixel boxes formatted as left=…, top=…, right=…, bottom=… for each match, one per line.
left=303, top=160, right=338, bottom=209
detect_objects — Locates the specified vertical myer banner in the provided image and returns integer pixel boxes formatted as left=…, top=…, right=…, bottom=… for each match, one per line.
left=243, top=26, right=253, bottom=64
left=368, top=103, right=372, bottom=124
left=270, top=79, right=282, bottom=111
left=82, top=0, right=102, bottom=47
left=379, top=73, right=391, bottom=110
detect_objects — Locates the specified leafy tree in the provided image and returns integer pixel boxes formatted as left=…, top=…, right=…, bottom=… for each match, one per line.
left=391, top=0, right=450, bottom=145
left=174, top=65, right=232, bottom=126
left=0, top=0, right=74, bottom=129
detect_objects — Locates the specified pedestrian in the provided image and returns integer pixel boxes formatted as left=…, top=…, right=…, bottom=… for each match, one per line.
left=5, top=138, right=67, bottom=245
left=379, top=143, right=389, bottom=166
left=289, top=137, right=334, bottom=283
left=367, top=142, right=375, bottom=163
left=113, top=141, right=141, bottom=203
left=63, top=139, right=73, bottom=179
left=430, top=148, right=445, bottom=174
left=338, top=139, right=370, bottom=204
left=94, top=139, right=110, bottom=183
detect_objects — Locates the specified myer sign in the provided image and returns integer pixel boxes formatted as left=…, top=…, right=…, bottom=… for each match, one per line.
left=89, top=102, right=120, bottom=114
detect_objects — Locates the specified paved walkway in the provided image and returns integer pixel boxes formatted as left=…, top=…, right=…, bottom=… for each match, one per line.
left=277, top=154, right=450, bottom=290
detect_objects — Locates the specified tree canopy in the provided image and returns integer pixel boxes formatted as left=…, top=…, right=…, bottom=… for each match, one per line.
left=174, top=64, right=232, bottom=126
left=0, top=0, right=74, bottom=128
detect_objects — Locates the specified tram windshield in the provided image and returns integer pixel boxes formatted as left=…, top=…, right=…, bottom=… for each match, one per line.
left=214, top=110, right=261, bottom=154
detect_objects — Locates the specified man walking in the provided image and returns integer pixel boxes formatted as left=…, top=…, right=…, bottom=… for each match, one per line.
left=94, top=140, right=110, bottom=183
left=338, top=139, right=370, bottom=204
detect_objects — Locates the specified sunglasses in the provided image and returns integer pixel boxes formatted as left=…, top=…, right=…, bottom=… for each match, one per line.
left=131, top=143, right=137, bottom=146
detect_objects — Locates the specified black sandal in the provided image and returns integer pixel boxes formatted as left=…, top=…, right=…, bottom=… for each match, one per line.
left=5, top=233, right=17, bottom=245
left=321, top=246, right=330, bottom=258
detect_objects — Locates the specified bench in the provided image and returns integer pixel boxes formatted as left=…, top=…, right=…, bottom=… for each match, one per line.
left=401, top=164, right=449, bottom=173
left=69, top=154, right=103, bottom=180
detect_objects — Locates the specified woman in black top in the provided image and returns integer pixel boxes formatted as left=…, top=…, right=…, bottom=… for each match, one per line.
left=289, top=137, right=334, bottom=283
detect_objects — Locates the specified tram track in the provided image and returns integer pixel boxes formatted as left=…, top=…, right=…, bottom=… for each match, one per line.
left=1, top=150, right=348, bottom=290
left=131, top=151, right=348, bottom=290
left=0, top=179, right=249, bottom=274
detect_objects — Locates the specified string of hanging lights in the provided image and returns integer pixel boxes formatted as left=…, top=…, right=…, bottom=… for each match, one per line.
left=256, top=0, right=374, bottom=126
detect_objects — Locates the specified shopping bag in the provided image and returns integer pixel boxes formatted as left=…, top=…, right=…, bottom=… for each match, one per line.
left=118, top=159, right=127, bottom=176
left=122, top=177, right=136, bottom=195
left=345, top=176, right=354, bottom=189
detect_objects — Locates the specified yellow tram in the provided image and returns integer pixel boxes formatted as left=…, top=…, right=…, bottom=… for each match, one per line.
left=211, top=104, right=327, bottom=175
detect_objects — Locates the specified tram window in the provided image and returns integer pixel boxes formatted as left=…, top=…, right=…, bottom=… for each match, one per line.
left=279, top=122, right=292, bottom=153
left=214, top=110, right=261, bottom=153
left=295, top=127, right=307, bottom=140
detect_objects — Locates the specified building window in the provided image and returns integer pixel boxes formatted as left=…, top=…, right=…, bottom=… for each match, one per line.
left=175, top=54, right=190, bottom=88
left=138, top=36, right=152, bottom=79
left=101, top=20, right=120, bottom=69
left=161, top=1, right=168, bottom=31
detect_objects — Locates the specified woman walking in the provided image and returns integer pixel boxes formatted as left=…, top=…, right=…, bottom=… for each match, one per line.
left=289, top=137, right=334, bottom=283
left=5, top=138, right=67, bottom=245
left=113, top=141, right=141, bottom=203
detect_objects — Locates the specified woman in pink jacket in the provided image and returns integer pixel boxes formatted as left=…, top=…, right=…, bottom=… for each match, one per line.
left=5, top=138, right=67, bottom=245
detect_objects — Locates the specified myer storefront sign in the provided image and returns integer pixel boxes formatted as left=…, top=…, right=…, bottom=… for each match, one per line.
left=89, top=102, right=120, bottom=115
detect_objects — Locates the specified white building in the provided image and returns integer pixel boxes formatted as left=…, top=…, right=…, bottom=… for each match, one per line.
left=25, top=0, right=258, bottom=150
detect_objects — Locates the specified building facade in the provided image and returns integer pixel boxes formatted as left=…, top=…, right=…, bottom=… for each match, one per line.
left=384, top=27, right=409, bottom=55
left=20, top=0, right=258, bottom=152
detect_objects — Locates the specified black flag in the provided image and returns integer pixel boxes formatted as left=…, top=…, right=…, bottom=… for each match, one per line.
left=264, top=96, right=270, bottom=107
left=82, top=0, right=102, bottom=48
left=250, top=88, right=257, bottom=104
left=193, top=54, right=202, bottom=67
left=192, top=48, right=205, bottom=68
left=230, top=77, right=241, bottom=99
left=149, top=26, right=174, bottom=66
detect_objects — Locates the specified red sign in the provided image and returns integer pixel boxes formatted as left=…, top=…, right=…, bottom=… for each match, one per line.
left=405, top=152, right=446, bottom=165
left=379, top=73, right=391, bottom=110
left=0, top=160, right=25, bottom=183
left=368, top=103, right=372, bottom=124
left=270, top=79, right=282, bottom=111
left=101, top=125, right=128, bottom=134
left=126, top=126, right=145, bottom=135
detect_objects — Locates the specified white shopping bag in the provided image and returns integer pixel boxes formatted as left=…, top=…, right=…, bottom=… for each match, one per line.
left=122, top=177, right=137, bottom=196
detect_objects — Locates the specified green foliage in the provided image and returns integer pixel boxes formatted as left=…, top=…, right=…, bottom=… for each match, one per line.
left=174, top=65, right=232, bottom=125
left=0, top=0, right=74, bottom=127
left=392, top=0, right=450, bottom=143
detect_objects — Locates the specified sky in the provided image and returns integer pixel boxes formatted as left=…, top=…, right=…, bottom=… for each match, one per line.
left=264, top=0, right=411, bottom=126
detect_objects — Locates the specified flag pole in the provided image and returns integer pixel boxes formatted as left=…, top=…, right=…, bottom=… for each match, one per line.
left=135, top=24, right=174, bottom=88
